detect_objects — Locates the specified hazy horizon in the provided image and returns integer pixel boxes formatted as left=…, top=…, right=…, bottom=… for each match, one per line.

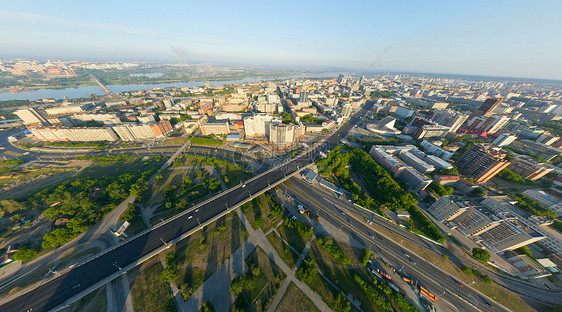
left=2, top=1, right=562, bottom=80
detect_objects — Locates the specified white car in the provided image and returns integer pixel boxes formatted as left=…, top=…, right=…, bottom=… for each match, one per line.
left=188, top=215, right=193, bottom=220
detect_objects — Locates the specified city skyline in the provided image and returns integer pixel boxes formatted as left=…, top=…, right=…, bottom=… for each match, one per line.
left=2, top=0, right=562, bottom=80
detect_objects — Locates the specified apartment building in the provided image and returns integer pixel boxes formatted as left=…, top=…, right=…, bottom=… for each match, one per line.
left=508, top=157, right=554, bottom=180
left=30, top=126, right=118, bottom=142
left=456, top=144, right=510, bottom=182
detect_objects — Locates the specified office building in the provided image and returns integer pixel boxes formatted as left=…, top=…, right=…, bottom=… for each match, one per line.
left=508, top=157, right=554, bottom=180
left=430, top=109, right=468, bottom=133
left=414, top=124, right=450, bottom=140
left=492, top=134, right=517, bottom=147
left=30, top=126, right=118, bottom=142
left=420, top=140, right=455, bottom=160
left=200, top=121, right=230, bottom=135
left=14, top=108, right=49, bottom=126
left=431, top=196, right=545, bottom=253
left=398, top=151, right=435, bottom=174
left=522, top=190, right=562, bottom=214
left=255, top=102, right=282, bottom=114
left=469, top=98, right=503, bottom=118
left=456, top=144, right=510, bottom=182
left=398, top=167, right=432, bottom=191
left=466, top=115, right=510, bottom=134
left=366, top=116, right=401, bottom=136
left=369, top=145, right=432, bottom=191
left=394, top=106, right=414, bottom=119
left=72, top=113, right=120, bottom=125
left=428, top=196, right=473, bottom=222
left=45, top=104, right=88, bottom=116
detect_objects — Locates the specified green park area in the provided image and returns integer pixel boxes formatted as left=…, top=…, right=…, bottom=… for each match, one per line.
left=160, top=212, right=247, bottom=301
left=275, top=282, right=319, bottom=312
left=0, top=155, right=165, bottom=265
left=316, top=145, right=446, bottom=243
left=230, top=247, right=286, bottom=311
left=148, top=154, right=253, bottom=222
left=128, top=260, right=177, bottom=312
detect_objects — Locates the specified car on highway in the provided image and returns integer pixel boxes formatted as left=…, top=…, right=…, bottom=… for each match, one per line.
left=188, top=215, right=193, bottom=220
left=402, top=251, right=409, bottom=257
left=408, top=257, right=416, bottom=264
left=242, top=183, right=246, bottom=188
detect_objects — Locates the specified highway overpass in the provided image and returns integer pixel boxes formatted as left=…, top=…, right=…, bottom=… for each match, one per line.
left=0, top=101, right=372, bottom=312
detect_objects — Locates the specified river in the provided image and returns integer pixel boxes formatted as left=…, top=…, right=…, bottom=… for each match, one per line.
left=0, top=77, right=279, bottom=102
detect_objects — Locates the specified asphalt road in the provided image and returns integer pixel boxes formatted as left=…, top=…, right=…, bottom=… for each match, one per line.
left=281, top=180, right=507, bottom=312
left=288, top=176, right=562, bottom=308
left=0, top=102, right=373, bottom=312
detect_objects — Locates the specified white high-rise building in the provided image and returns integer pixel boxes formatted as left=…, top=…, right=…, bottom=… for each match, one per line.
left=244, top=114, right=281, bottom=137
left=342, top=103, right=352, bottom=119
left=269, top=123, right=295, bottom=150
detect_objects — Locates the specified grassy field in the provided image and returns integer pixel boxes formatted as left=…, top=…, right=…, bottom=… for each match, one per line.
left=305, top=241, right=369, bottom=312
left=233, top=246, right=286, bottom=311
left=129, top=261, right=175, bottom=312
left=76, top=156, right=165, bottom=179
left=275, top=282, right=320, bottom=312
left=73, top=285, right=107, bottom=312
left=242, top=194, right=281, bottom=234
left=490, top=177, right=537, bottom=194
left=173, top=212, right=247, bottom=299
left=162, top=135, right=187, bottom=146
left=276, top=222, right=309, bottom=255
left=266, top=231, right=299, bottom=269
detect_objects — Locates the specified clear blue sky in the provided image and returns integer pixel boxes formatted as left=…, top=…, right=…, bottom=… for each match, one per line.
left=2, top=0, right=562, bottom=80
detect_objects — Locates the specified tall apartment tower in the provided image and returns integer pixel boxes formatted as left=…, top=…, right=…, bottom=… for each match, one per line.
left=470, top=98, right=504, bottom=118
left=455, top=144, right=510, bottom=183
left=269, top=123, right=295, bottom=150
left=298, top=91, right=308, bottom=103
left=342, top=103, right=352, bottom=119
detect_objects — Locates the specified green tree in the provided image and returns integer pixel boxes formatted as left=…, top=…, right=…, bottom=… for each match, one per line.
left=361, top=248, right=372, bottom=266
left=165, top=251, right=177, bottom=267
left=12, top=246, right=39, bottom=262
left=160, top=267, right=180, bottom=283
left=471, top=187, right=487, bottom=197
left=471, top=248, right=491, bottom=263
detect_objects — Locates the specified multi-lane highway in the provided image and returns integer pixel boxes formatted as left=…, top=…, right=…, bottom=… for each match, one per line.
left=286, top=176, right=562, bottom=308
left=0, top=101, right=373, bottom=312
left=280, top=179, right=508, bottom=312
